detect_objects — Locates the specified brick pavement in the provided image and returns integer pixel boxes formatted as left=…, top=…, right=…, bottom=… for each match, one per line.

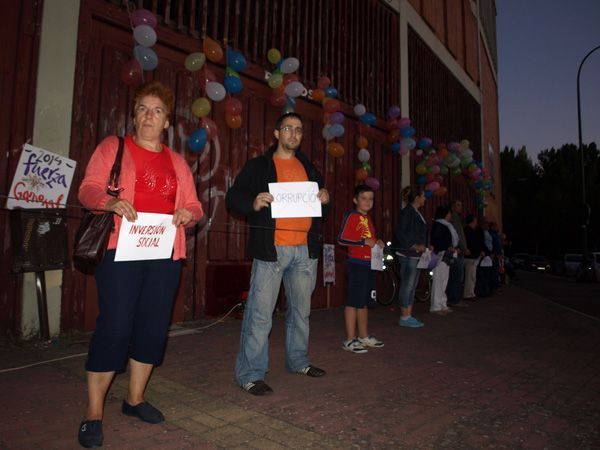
left=1, top=283, right=599, bottom=449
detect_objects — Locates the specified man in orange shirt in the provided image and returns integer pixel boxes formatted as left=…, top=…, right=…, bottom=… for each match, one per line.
left=226, top=112, right=330, bottom=396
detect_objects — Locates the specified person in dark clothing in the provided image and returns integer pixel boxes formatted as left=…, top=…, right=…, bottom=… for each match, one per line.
left=226, top=112, right=330, bottom=396
left=430, top=205, right=457, bottom=315
left=463, top=214, right=483, bottom=299
left=446, top=199, right=469, bottom=308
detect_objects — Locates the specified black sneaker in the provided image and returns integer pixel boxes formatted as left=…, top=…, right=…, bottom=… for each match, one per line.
left=241, top=380, right=273, bottom=396
left=297, top=365, right=326, bottom=377
left=78, top=420, right=103, bottom=448
left=121, top=401, right=165, bottom=424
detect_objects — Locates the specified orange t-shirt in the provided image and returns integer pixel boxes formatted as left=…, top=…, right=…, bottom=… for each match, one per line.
left=273, top=156, right=312, bottom=246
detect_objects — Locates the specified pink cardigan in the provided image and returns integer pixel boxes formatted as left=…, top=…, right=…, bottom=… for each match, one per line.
left=78, top=136, right=203, bottom=260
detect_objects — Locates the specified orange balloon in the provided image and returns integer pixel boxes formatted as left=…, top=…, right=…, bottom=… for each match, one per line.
left=437, top=148, right=448, bottom=158
left=356, top=168, right=369, bottom=181
left=327, top=142, right=344, bottom=158
left=273, top=83, right=286, bottom=95
left=434, top=186, right=448, bottom=196
left=387, top=129, right=400, bottom=143
left=323, top=98, right=341, bottom=113
left=203, top=37, right=223, bottom=63
left=356, top=136, right=368, bottom=148
left=312, top=88, right=325, bottom=102
left=225, top=113, right=242, bottom=129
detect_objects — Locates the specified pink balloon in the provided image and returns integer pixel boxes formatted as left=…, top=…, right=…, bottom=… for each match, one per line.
left=131, top=9, right=157, bottom=28
left=329, top=112, right=344, bottom=124
left=426, top=181, right=440, bottom=191
left=398, top=117, right=411, bottom=128
left=365, top=177, right=380, bottom=191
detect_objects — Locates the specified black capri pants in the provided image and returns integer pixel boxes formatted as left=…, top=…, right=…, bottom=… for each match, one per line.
left=85, top=250, right=182, bottom=372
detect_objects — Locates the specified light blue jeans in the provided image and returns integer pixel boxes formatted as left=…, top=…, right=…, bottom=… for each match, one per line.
left=397, top=255, right=420, bottom=308
left=235, top=245, right=318, bottom=386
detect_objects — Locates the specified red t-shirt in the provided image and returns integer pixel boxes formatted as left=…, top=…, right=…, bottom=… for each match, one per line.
left=338, top=211, right=376, bottom=262
left=127, top=136, right=177, bottom=214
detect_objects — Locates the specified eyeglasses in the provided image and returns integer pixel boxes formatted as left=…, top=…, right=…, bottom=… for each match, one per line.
left=279, top=125, right=303, bottom=135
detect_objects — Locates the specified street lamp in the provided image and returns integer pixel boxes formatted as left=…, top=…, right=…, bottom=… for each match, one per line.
left=576, top=44, right=600, bottom=281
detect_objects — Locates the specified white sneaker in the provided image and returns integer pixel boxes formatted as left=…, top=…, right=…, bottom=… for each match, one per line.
left=358, top=335, right=384, bottom=348
left=342, top=338, right=368, bottom=353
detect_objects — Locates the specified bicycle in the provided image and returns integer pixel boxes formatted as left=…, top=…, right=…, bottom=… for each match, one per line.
left=375, top=245, right=432, bottom=306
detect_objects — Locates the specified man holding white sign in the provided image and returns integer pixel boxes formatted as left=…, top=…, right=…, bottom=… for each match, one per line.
left=226, top=112, right=330, bottom=396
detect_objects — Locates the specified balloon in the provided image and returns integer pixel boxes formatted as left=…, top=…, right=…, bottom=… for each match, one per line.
left=387, top=129, right=400, bottom=143
left=329, top=111, right=344, bottom=124
left=327, top=142, right=344, bottom=158
left=462, top=148, right=474, bottom=158
left=437, top=147, right=449, bottom=158
left=131, top=8, right=157, bottom=28
left=440, top=165, right=449, bottom=175
left=191, top=97, right=211, bottom=117
left=388, top=105, right=401, bottom=119
left=353, top=103, right=366, bottom=116
left=360, top=162, right=372, bottom=172
left=317, top=76, right=331, bottom=89
left=415, top=149, right=423, bottom=156
left=203, top=37, right=223, bottom=63
left=284, top=81, right=305, bottom=97
left=225, top=113, right=242, bottom=129
left=417, top=175, right=426, bottom=185
left=425, top=173, right=435, bottom=183
left=324, top=87, right=338, bottom=98
left=355, top=168, right=369, bottom=181
left=267, top=48, right=281, bottom=64
left=270, top=92, right=287, bottom=107
left=322, top=124, right=334, bottom=140
left=206, top=82, right=226, bottom=101
left=357, top=148, right=370, bottom=162
left=268, top=73, right=283, bottom=89
left=280, top=57, right=300, bottom=74
left=386, top=117, right=398, bottom=130
left=434, top=186, right=448, bottom=197
left=398, top=117, right=411, bottom=128
left=133, top=25, right=157, bottom=47
left=134, top=45, right=158, bottom=71
left=459, top=139, right=470, bottom=151
left=359, top=112, right=376, bottom=125
left=184, top=52, right=206, bottom=72
left=447, top=142, right=460, bottom=153
left=311, top=88, right=325, bottom=102
left=120, top=58, right=142, bottom=85
left=401, top=137, right=416, bottom=150
left=415, top=164, right=427, bottom=175
left=199, top=116, right=218, bottom=140
left=324, top=99, right=341, bottom=113
left=424, top=190, right=433, bottom=199
left=365, top=177, right=380, bottom=191
left=329, top=123, right=345, bottom=138
left=431, top=165, right=440, bottom=174
left=188, top=128, right=207, bottom=153
left=224, top=97, right=243, bottom=115
left=226, top=49, right=247, bottom=72
left=390, top=142, right=401, bottom=154
left=224, top=75, right=243, bottom=94
left=399, top=126, right=416, bottom=138
left=356, top=136, right=368, bottom=148
left=417, top=137, right=432, bottom=149
left=426, top=181, right=440, bottom=191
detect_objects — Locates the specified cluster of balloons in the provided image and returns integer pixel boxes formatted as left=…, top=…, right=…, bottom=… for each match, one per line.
left=353, top=104, right=379, bottom=190
left=313, top=76, right=345, bottom=158
left=265, top=48, right=305, bottom=114
left=121, top=9, right=159, bottom=85
left=385, top=107, right=416, bottom=156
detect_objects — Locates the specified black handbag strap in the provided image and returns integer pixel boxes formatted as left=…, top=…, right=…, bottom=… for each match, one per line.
left=107, top=136, right=125, bottom=198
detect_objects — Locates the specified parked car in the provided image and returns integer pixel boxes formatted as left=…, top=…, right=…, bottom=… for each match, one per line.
left=526, top=255, right=550, bottom=272
left=563, top=253, right=582, bottom=277
left=512, top=253, right=530, bottom=269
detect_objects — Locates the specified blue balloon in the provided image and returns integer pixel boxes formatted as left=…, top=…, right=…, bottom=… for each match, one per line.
left=226, top=49, right=247, bottom=72
left=417, top=175, right=426, bottom=185
left=134, top=45, right=158, bottom=71
left=399, top=126, right=416, bottom=138
left=324, top=87, right=338, bottom=98
left=424, top=189, right=433, bottom=199
left=359, top=112, right=377, bottom=125
left=330, top=123, right=345, bottom=138
left=223, top=75, right=243, bottom=94
left=391, top=142, right=401, bottom=153
left=188, top=128, right=207, bottom=153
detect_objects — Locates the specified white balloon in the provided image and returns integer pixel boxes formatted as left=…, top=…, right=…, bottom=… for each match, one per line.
left=280, top=57, right=300, bottom=74
left=353, top=103, right=366, bottom=116
left=206, top=81, right=226, bottom=101
left=357, top=148, right=370, bottom=162
left=322, top=124, right=333, bottom=140
left=133, top=25, right=157, bottom=47
left=284, top=81, right=305, bottom=98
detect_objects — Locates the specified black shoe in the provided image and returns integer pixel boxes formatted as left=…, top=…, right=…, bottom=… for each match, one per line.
left=241, top=380, right=273, bottom=396
left=78, top=420, right=103, bottom=448
left=121, top=401, right=165, bottom=424
left=297, top=365, right=326, bottom=377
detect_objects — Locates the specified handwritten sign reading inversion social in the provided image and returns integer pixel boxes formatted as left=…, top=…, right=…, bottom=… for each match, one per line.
left=6, top=144, right=76, bottom=209
left=114, top=213, right=177, bottom=261
left=268, top=181, right=322, bottom=218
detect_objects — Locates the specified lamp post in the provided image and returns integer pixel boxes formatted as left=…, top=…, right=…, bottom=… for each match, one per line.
left=576, top=44, right=600, bottom=281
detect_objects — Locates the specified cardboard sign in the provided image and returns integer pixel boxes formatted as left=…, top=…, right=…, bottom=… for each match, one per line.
left=6, top=144, right=76, bottom=209
left=323, top=243, right=335, bottom=285
left=268, top=182, right=322, bottom=218
left=114, top=213, right=177, bottom=261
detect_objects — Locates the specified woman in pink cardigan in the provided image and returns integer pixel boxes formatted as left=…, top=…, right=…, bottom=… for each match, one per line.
left=77, top=80, right=202, bottom=448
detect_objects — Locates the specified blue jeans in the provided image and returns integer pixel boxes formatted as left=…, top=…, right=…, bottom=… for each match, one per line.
left=235, top=245, right=318, bottom=386
left=397, top=255, right=420, bottom=308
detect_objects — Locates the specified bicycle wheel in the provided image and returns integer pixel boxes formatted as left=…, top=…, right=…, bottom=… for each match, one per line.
left=376, top=265, right=398, bottom=306
left=414, top=269, right=431, bottom=302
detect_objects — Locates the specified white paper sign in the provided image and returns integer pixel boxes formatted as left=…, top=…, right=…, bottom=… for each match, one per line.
left=371, top=245, right=384, bottom=271
left=114, top=213, right=177, bottom=261
left=323, top=243, right=335, bottom=285
left=6, top=144, right=76, bottom=209
left=268, top=182, right=322, bottom=218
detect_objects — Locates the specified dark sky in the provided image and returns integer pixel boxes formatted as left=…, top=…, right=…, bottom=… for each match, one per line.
left=497, top=0, right=600, bottom=159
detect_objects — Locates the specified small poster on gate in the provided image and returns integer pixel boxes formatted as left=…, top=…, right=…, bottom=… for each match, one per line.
left=268, top=182, right=322, bottom=218
left=114, top=213, right=177, bottom=261
left=6, top=144, right=76, bottom=209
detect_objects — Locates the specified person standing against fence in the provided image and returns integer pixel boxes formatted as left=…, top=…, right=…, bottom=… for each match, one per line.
left=77, top=80, right=203, bottom=448
left=446, top=199, right=469, bottom=308
left=226, top=112, right=330, bottom=396
left=392, top=185, right=428, bottom=328
left=338, top=184, right=385, bottom=353
left=463, top=214, right=483, bottom=300
left=430, top=205, right=458, bottom=315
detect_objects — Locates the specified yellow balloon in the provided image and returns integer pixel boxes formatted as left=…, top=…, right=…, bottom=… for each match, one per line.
left=192, top=97, right=211, bottom=118
left=268, top=73, right=283, bottom=89
left=267, top=48, right=281, bottom=64
left=184, top=52, right=206, bottom=72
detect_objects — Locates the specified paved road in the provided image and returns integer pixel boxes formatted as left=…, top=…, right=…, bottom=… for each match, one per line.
left=512, top=269, right=600, bottom=319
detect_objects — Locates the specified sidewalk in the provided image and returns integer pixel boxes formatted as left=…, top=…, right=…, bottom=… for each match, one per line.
left=1, top=283, right=599, bottom=449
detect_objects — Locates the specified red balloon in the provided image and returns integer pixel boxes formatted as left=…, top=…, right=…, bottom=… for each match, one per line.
left=317, top=76, right=331, bottom=89
left=224, top=97, right=243, bottom=115
left=270, top=92, right=286, bottom=107
left=323, top=98, right=341, bottom=113
left=120, top=58, right=142, bottom=86
left=199, top=117, right=218, bottom=140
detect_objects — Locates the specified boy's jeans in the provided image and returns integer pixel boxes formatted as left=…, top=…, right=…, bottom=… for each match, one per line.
left=235, top=245, right=318, bottom=386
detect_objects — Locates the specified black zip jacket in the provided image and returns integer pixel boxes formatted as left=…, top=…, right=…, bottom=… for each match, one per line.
left=225, top=145, right=330, bottom=261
